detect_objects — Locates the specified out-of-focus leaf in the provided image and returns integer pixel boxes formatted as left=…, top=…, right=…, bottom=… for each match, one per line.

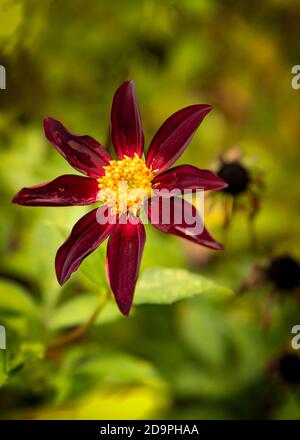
left=51, top=349, right=167, bottom=405
left=79, top=244, right=108, bottom=289
left=62, top=350, right=166, bottom=388
left=141, top=226, right=185, bottom=269
left=178, top=297, right=227, bottom=367
left=10, top=342, right=45, bottom=373
left=0, top=279, right=38, bottom=316
left=0, top=0, right=23, bottom=38
left=22, top=385, right=169, bottom=420
left=0, top=351, right=8, bottom=388
left=48, top=294, right=121, bottom=330
left=134, top=267, right=232, bottom=305
left=274, top=394, right=300, bottom=420
left=175, top=299, right=265, bottom=398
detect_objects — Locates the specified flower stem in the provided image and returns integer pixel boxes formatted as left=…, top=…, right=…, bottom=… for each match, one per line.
left=46, top=292, right=108, bottom=358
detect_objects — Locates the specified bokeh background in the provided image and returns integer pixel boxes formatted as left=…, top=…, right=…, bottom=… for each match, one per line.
left=1, top=0, right=300, bottom=420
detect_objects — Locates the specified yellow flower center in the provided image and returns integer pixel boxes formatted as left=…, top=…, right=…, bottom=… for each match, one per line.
left=97, top=153, right=154, bottom=215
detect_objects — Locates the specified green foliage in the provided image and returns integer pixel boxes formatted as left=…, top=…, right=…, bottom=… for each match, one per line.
left=134, top=268, right=232, bottom=305
left=0, top=280, right=38, bottom=316
left=0, top=0, right=300, bottom=421
left=48, top=294, right=122, bottom=330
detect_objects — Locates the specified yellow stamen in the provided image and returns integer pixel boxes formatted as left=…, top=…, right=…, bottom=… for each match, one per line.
left=97, top=153, right=154, bottom=215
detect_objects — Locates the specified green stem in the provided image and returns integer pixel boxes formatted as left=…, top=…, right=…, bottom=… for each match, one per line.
left=46, top=291, right=108, bottom=356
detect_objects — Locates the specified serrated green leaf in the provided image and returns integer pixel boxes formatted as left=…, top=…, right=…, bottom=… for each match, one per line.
left=134, top=268, right=232, bottom=305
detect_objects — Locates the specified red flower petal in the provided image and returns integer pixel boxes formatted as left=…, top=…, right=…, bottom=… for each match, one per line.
left=148, top=196, right=223, bottom=250
left=44, top=117, right=111, bottom=178
left=153, top=165, right=228, bottom=193
left=12, top=175, right=100, bottom=206
left=111, top=81, right=144, bottom=159
left=106, top=213, right=146, bottom=316
left=56, top=206, right=115, bottom=285
left=146, top=105, right=212, bottom=173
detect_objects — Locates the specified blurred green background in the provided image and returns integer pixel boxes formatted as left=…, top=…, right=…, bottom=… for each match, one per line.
left=1, top=0, right=300, bottom=420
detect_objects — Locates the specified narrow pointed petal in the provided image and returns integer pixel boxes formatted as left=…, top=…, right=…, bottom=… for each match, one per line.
left=56, top=206, right=115, bottom=285
left=148, top=196, right=223, bottom=250
left=111, top=81, right=144, bottom=159
left=146, top=105, right=212, bottom=173
left=12, top=175, right=100, bottom=206
left=153, top=165, right=228, bottom=193
left=106, top=214, right=146, bottom=315
left=44, top=117, right=112, bottom=178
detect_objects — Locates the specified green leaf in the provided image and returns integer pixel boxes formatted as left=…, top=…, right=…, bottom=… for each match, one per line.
left=178, top=298, right=227, bottom=368
left=134, top=268, right=233, bottom=305
left=0, top=351, right=8, bottom=388
left=0, top=280, right=38, bottom=316
left=79, top=244, right=108, bottom=289
left=59, top=349, right=166, bottom=389
left=0, top=0, right=23, bottom=38
left=48, top=293, right=122, bottom=330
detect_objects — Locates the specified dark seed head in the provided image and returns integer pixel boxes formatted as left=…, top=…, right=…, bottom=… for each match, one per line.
left=217, top=161, right=250, bottom=195
left=278, top=353, right=300, bottom=384
left=267, top=255, right=300, bottom=291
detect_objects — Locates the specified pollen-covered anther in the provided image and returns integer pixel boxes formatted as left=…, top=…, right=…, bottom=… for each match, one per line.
left=97, top=153, right=154, bottom=214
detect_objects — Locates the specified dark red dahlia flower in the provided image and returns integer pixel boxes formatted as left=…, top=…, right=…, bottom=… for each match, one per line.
left=12, top=81, right=227, bottom=316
